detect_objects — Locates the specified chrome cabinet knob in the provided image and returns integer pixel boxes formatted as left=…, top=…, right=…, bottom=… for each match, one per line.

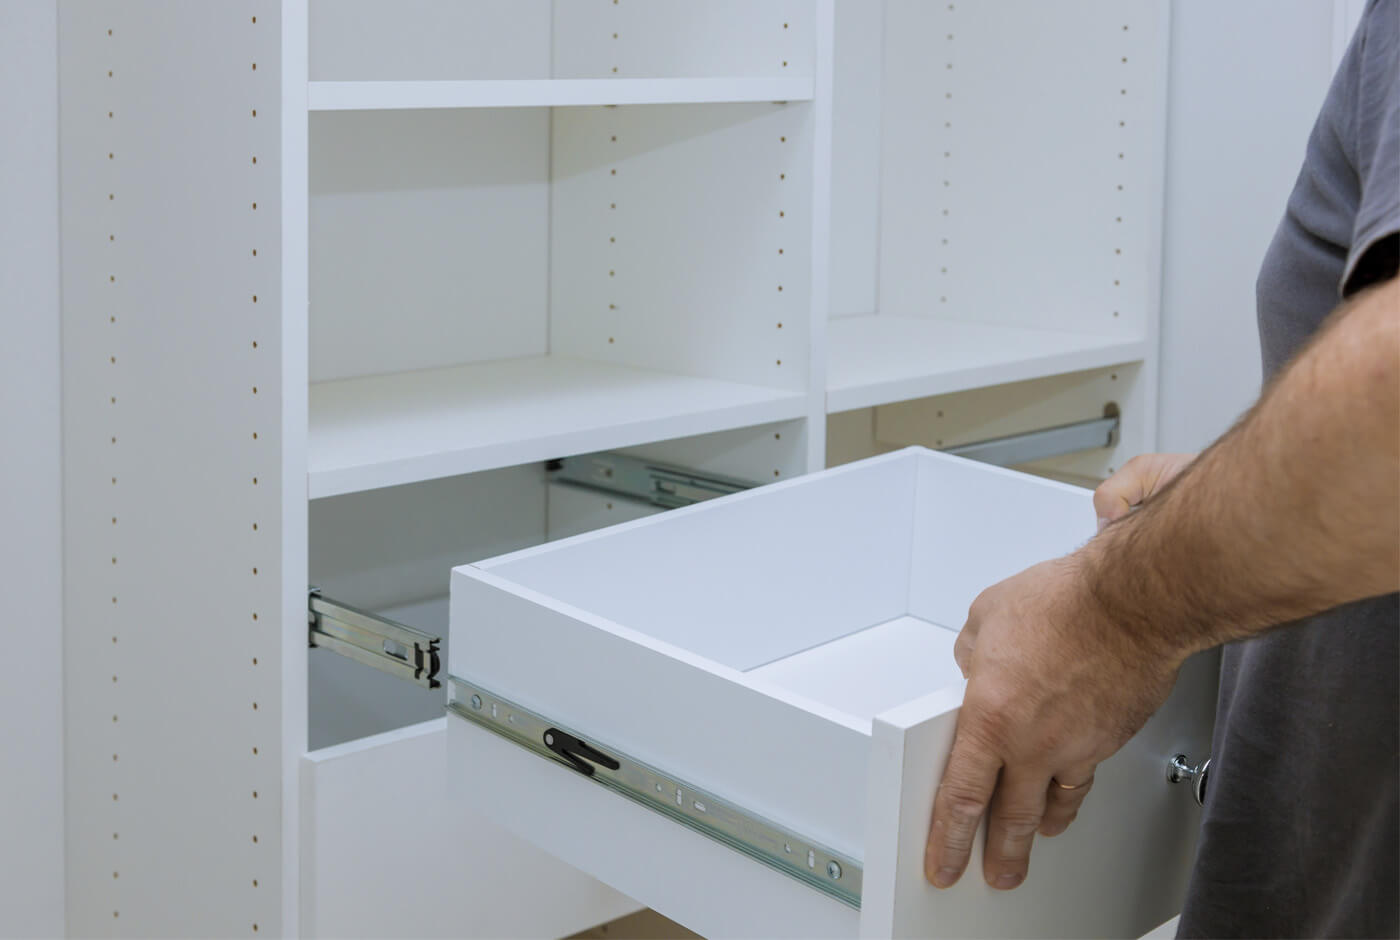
left=1167, top=754, right=1211, bottom=806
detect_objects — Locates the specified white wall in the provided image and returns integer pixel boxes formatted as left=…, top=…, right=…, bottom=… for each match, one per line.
left=0, top=0, right=65, bottom=936
left=1156, top=0, right=1341, bottom=452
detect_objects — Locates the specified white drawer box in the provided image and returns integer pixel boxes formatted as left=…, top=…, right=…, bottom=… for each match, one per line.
left=446, top=448, right=1215, bottom=938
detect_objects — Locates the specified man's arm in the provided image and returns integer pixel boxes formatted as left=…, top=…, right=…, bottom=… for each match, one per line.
left=1091, top=275, right=1399, bottom=655
left=924, top=275, right=1399, bottom=892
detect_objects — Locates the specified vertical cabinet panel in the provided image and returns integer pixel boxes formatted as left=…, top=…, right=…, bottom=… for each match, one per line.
left=59, top=1, right=289, bottom=935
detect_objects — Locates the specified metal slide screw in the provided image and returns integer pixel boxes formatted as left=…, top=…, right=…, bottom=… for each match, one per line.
left=470, top=694, right=483, bottom=711
left=827, top=861, right=842, bottom=880
left=544, top=732, right=555, bottom=747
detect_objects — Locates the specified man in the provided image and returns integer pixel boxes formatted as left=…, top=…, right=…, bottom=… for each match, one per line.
left=923, top=2, right=1399, bottom=935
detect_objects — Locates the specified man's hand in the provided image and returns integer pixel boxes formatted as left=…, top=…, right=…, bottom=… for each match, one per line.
left=1094, top=453, right=1196, bottom=530
left=924, top=555, right=1185, bottom=891
left=923, top=277, right=1397, bottom=894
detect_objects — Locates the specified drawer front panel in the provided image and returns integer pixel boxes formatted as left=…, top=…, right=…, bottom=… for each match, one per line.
left=303, top=719, right=637, bottom=938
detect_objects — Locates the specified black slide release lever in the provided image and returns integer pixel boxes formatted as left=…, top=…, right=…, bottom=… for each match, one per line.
left=543, top=728, right=621, bottom=777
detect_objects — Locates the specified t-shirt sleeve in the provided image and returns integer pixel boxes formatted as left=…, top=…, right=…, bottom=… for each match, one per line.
left=1342, top=0, right=1400, bottom=297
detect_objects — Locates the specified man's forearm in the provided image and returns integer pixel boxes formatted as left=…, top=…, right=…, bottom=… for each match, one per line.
left=1082, top=277, right=1400, bottom=663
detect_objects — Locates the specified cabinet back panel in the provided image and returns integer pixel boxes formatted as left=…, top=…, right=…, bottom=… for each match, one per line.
left=551, top=103, right=811, bottom=391
left=552, top=0, right=813, bottom=80
left=309, top=109, right=549, bottom=382
left=309, top=0, right=551, bottom=81
left=876, top=0, right=1162, bottom=337
left=309, top=465, right=547, bottom=611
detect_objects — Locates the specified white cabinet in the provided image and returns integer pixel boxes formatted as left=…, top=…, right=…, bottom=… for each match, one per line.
left=446, top=449, right=1215, bottom=938
left=54, top=1, right=1179, bottom=936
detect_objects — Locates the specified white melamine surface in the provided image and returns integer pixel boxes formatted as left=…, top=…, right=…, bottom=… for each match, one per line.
left=478, top=453, right=922, bottom=673
left=59, top=3, right=291, bottom=933
left=826, top=315, right=1146, bottom=413
left=2, top=1, right=64, bottom=932
left=450, top=450, right=1086, bottom=862
left=876, top=0, right=1162, bottom=340
left=450, top=450, right=1217, bottom=936
left=308, top=356, right=807, bottom=498
left=550, top=0, right=814, bottom=80
left=550, top=101, right=812, bottom=393
left=447, top=718, right=858, bottom=940
left=309, top=0, right=551, bottom=81
left=745, top=616, right=961, bottom=724
left=859, top=652, right=1219, bottom=939
left=309, top=77, right=815, bottom=110
left=309, top=108, right=549, bottom=383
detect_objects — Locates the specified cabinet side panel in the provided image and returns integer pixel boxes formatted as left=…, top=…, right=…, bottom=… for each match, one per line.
left=877, top=0, right=1164, bottom=339
left=59, top=2, right=287, bottom=935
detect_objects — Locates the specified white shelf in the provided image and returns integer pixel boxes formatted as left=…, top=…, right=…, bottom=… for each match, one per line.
left=308, top=356, right=806, bottom=499
left=308, top=77, right=815, bottom=112
left=826, top=315, right=1148, bottom=413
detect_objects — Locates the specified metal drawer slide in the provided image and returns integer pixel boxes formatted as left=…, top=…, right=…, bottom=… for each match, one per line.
left=548, top=452, right=756, bottom=509
left=308, top=589, right=442, bottom=689
left=446, top=676, right=863, bottom=909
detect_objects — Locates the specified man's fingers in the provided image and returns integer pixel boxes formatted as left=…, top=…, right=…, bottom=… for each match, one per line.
left=1039, top=771, right=1095, bottom=837
left=924, top=730, right=1001, bottom=889
left=1093, top=465, right=1148, bottom=524
left=981, top=767, right=1049, bottom=890
left=1093, top=453, right=1197, bottom=528
left=953, top=629, right=974, bottom=678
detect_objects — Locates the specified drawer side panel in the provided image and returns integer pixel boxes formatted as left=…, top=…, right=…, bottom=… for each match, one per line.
left=450, top=568, right=871, bottom=857
left=446, top=716, right=859, bottom=939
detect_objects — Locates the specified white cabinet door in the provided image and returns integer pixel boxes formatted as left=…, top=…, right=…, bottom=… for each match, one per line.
left=444, top=449, right=1216, bottom=938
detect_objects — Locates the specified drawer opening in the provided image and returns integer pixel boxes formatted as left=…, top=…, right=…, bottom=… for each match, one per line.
left=309, top=421, right=805, bottom=750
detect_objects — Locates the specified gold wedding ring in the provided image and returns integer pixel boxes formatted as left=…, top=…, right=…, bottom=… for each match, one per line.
left=1052, top=778, right=1091, bottom=791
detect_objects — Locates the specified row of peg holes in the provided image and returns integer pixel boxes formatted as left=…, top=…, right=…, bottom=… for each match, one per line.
left=1113, top=24, right=1131, bottom=320
left=598, top=17, right=793, bottom=479
left=104, top=17, right=267, bottom=932
left=250, top=11, right=264, bottom=936
left=105, top=24, right=120, bottom=925
left=602, top=5, right=795, bottom=75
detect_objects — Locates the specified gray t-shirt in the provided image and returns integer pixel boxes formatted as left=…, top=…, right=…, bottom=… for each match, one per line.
left=1178, top=2, right=1399, bottom=936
